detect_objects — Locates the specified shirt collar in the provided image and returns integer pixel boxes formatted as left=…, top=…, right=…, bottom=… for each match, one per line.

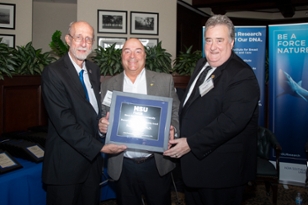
left=124, top=68, right=146, bottom=84
left=68, top=52, right=86, bottom=74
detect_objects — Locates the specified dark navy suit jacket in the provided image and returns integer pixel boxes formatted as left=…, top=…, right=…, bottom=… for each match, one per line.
left=180, top=51, right=260, bottom=188
left=41, top=53, right=104, bottom=185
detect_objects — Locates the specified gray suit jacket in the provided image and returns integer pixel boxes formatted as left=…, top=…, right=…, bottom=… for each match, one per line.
left=100, top=69, right=180, bottom=180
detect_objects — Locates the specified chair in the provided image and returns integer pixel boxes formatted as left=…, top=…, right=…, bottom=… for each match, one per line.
left=256, top=126, right=282, bottom=205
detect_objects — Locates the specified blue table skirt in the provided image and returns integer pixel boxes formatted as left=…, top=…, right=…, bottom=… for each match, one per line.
left=0, top=158, right=116, bottom=205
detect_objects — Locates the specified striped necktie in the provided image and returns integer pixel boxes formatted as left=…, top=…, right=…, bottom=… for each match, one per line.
left=185, top=65, right=212, bottom=106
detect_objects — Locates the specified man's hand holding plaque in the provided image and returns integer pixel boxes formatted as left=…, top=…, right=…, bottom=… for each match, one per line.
left=99, top=112, right=127, bottom=154
left=102, top=91, right=173, bottom=153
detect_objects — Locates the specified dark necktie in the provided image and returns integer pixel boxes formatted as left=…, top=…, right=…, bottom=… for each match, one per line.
left=79, top=70, right=89, bottom=101
left=185, top=65, right=212, bottom=107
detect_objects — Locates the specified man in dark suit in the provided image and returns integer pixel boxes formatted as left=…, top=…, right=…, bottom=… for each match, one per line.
left=164, top=15, right=260, bottom=204
left=41, top=21, right=126, bottom=205
left=98, top=38, right=180, bottom=205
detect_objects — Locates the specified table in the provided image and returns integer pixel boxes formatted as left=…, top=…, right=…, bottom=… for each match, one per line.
left=0, top=158, right=116, bottom=205
left=0, top=158, right=45, bottom=205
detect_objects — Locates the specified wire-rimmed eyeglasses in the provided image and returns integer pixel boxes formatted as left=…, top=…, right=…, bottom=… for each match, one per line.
left=68, top=34, right=93, bottom=44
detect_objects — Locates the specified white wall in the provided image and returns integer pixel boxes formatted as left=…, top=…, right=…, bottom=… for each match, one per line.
left=32, top=2, right=77, bottom=52
left=0, top=0, right=32, bottom=46
left=77, top=0, right=177, bottom=60
left=2, top=0, right=177, bottom=59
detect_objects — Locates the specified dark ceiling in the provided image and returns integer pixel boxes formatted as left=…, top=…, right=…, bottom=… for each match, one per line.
left=192, top=0, right=308, bottom=18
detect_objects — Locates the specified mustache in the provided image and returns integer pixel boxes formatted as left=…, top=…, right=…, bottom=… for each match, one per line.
left=77, top=48, right=88, bottom=51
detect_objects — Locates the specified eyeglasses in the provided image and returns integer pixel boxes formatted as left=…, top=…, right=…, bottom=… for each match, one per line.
left=68, top=34, right=93, bottom=44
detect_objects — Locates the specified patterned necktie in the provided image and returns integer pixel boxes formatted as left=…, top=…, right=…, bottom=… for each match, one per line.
left=185, top=66, right=212, bottom=106
left=79, top=70, right=89, bottom=101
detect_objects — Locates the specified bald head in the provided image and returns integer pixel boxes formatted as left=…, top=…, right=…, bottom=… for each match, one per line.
left=121, top=38, right=146, bottom=81
left=122, top=38, right=145, bottom=52
left=68, top=21, right=94, bottom=39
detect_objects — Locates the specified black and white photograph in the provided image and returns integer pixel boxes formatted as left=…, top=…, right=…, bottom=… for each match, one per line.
left=0, top=3, right=15, bottom=29
left=131, top=11, right=159, bottom=35
left=97, top=37, right=126, bottom=49
left=137, top=38, right=158, bottom=47
left=0, top=34, right=15, bottom=47
left=97, top=10, right=127, bottom=34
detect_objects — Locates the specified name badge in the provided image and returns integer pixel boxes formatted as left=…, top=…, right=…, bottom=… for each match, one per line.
left=199, top=78, right=214, bottom=97
left=102, top=90, right=113, bottom=107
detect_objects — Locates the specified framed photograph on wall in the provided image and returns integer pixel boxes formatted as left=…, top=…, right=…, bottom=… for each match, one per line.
left=0, top=3, right=15, bottom=29
left=137, top=38, right=158, bottom=47
left=97, top=37, right=126, bottom=49
left=130, top=12, right=159, bottom=35
left=97, top=10, right=127, bottom=34
left=0, top=34, right=15, bottom=47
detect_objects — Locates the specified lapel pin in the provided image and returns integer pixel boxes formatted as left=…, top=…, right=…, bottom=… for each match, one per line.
left=150, top=83, right=154, bottom=86
left=211, top=75, right=215, bottom=79
left=89, top=69, right=92, bottom=74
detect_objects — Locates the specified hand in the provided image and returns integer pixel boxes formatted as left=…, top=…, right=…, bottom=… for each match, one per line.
left=101, top=144, right=127, bottom=154
left=168, top=125, right=175, bottom=149
left=98, top=112, right=109, bottom=134
left=163, top=138, right=191, bottom=158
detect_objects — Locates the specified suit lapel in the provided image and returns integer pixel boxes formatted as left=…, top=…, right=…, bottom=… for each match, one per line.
left=113, top=73, right=124, bottom=91
left=86, top=61, right=101, bottom=113
left=86, top=64, right=95, bottom=89
left=179, top=59, right=224, bottom=118
left=146, top=70, right=156, bottom=95
left=180, top=58, right=207, bottom=115
left=63, top=54, right=85, bottom=97
left=64, top=55, right=99, bottom=115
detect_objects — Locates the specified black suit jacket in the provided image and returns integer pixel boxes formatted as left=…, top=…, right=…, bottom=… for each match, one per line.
left=180, top=51, right=260, bottom=188
left=41, top=53, right=104, bottom=185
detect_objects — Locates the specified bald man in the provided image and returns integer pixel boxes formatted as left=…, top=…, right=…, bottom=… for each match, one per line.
left=99, top=38, right=180, bottom=205
left=42, top=21, right=126, bottom=205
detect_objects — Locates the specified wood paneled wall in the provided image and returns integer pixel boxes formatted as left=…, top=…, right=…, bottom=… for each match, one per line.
left=0, top=76, right=48, bottom=134
left=0, top=75, right=189, bottom=135
left=176, top=3, right=208, bottom=55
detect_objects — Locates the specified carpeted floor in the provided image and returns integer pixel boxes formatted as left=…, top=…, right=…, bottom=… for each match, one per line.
left=100, top=183, right=308, bottom=205
left=242, top=183, right=307, bottom=205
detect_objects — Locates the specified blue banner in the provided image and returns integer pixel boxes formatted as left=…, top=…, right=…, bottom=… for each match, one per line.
left=202, top=26, right=266, bottom=126
left=269, top=23, right=308, bottom=166
left=234, top=26, right=266, bottom=126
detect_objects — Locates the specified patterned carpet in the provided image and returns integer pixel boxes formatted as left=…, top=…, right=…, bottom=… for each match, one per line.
left=100, top=183, right=308, bottom=205
left=242, top=183, right=307, bottom=205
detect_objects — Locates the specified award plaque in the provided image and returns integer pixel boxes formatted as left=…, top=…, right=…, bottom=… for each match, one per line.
left=106, top=91, right=173, bottom=152
left=0, top=150, right=23, bottom=174
left=0, top=139, right=44, bottom=163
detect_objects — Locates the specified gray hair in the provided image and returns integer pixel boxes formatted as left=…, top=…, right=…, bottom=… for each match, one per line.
left=205, top=15, right=235, bottom=43
left=68, top=21, right=75, bottom=34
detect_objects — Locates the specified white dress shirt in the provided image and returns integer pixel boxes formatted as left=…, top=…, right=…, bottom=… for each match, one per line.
left=183, top=63, right=216, bottom=106
left=123, top=68, right=152, bottom=159
left=69, top=53, right=98, bottom=114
